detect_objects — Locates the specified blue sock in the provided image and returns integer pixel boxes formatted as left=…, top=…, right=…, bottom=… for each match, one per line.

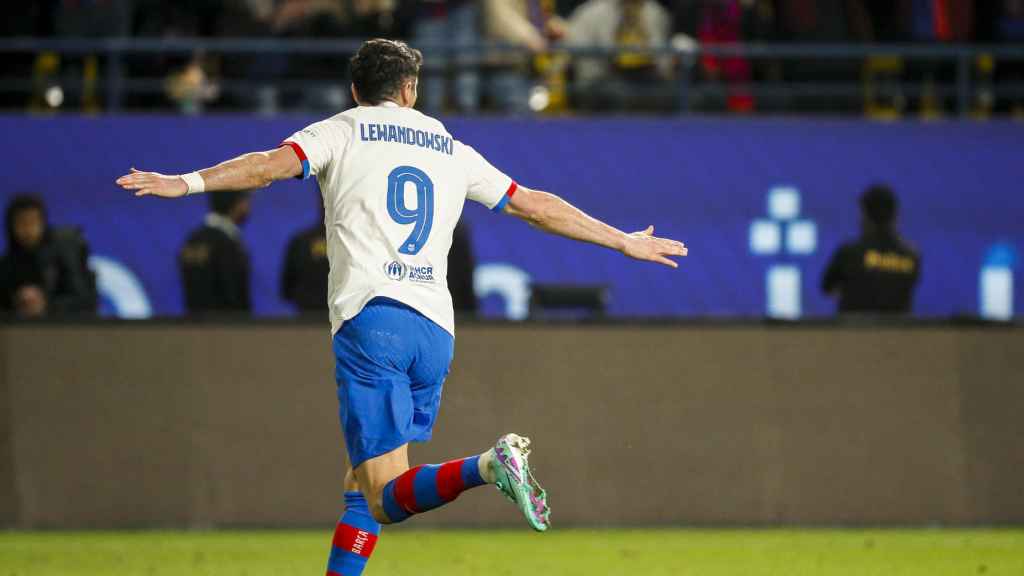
left=326, top=492, right=381, bottom=576
left=381, top=455, right=486, bottom=523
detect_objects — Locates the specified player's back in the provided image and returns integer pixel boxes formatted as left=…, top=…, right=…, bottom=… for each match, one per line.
left=284, top=103, right=514, bottom=336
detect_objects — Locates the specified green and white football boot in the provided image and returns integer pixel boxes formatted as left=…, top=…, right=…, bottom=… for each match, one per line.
left=489, top=433, right=551, bottom=532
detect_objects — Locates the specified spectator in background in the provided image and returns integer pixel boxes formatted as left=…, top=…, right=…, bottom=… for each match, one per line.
left=565, top=0, right=675, bottom=112
left=353, top=0, right=402, bottom=37
left=29, top=0, right=127, bottom=113
left=267, top=0, right=380, bottom=111
left=670, top=0, right=779, bottom=113
left=448, top=221, right=478, bottom=317
left=556, top=0, right=587, bottom=14
left=821, top=184, right=920, bottom=315
left=482, top=0, right=567, bottom=114
left=410, top=0, right=482, bottom=114
left=773, top=0, right=871, bottom=112
left=281, top=194, right=329, bottom=312
left=0, top=4, right=56, bottom=109
left=216, top=0, right=400, bottom=113
left=903, top=0, right=974, bottom=115
left=773, top=0, right=871, bottom=42
left=976, top=0, right=1024, bottom=114
left=0, top=195, right=97, bottom=318
left=906, top=0, right=972, bottom=42
left=179, top=191, right=253, bottom=314
left=127, top=0, right=223, bottom=112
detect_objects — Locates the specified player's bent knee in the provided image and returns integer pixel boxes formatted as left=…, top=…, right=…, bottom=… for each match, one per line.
left=357, top=482, right=395, bottom=524
left=367, top=496, right=394, bottom=524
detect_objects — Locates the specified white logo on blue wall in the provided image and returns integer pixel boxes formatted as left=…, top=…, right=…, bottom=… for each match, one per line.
left=979, top=242, right=1017, bottom=321
left=749, top=186, right=817, bottom=319
left=474, top=263, right=531, bottom=320
left=88, top=255, right=153, bottom=319
left=384, top=260, right=408, bottom=281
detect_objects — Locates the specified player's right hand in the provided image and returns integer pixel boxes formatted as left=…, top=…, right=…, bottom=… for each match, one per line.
left=116, top=168, right=188, bottom=198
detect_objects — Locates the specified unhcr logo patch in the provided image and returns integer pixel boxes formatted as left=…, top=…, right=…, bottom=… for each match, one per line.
left=383, top=260, right=407, bottom=281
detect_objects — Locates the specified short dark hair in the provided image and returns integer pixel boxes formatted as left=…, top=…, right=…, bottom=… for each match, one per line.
left=208, top=191, right=250, bottom=215
left=5, top=194, right=47, bottom=249
left=6, top=194, right=46, bottom=229
left=860, top=184, right=898, bottom=225
left=349, top=39, right=423, bottom=105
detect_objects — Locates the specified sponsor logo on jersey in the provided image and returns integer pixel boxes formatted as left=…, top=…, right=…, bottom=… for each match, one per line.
left=383, top=260, right=435, bottom=283
left=408, top=265, right=435, bottom=283
left=384, top=260, right=407, bottom=281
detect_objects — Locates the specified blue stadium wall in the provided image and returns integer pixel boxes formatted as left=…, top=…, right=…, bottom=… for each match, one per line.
left=2, top=116, right=1021, bottom=319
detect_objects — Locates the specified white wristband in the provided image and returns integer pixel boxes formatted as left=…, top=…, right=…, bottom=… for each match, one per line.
left=181, top=172, right=205, bottom=195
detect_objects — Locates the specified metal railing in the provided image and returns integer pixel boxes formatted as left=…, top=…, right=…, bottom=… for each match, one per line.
left=2, top=37, right=1024, bottom=116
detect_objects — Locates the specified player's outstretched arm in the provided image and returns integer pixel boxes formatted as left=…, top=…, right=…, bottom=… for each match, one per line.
left=504, top=185, right=687, bottom=268
left=115, top=146, right=303, bottom=198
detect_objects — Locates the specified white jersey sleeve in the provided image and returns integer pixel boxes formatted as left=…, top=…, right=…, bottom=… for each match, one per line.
left=455, top=140, right=518, bottom=212
left=281, top=118, right=353, bottom=179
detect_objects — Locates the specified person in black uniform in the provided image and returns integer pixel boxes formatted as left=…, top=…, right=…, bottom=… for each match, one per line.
left=448, top=221, right=478, bottom=318
left=1, top=195, right=97, bottom=318
left=280, top=194, right=329, bottom=312
left=179, top=190, right=252, bottom=314
left=822, top=184, right=920, bottom=314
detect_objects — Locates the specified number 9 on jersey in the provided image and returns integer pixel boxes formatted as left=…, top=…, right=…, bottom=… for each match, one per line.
left=386, top=165, right=435, bottom=256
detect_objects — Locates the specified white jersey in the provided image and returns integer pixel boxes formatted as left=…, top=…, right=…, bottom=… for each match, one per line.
left=282, top=102, right=516, bottom=336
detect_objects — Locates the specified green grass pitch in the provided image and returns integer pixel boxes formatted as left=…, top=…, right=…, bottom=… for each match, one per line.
left=2, top=528, right=1022, bottom=575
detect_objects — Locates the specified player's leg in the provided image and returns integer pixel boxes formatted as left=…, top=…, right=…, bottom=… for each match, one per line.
left=357, top=304, right=550, bottom=530
left=332, top=302, right=489, bottom=525
left=327, top=299, right=415, bottom=576
left=350, top=443, right=407, bottom=522
left=333, top=298, right=549, bottom=532
left=356, top=442, right=491, bottom=525
left=354, top=433, right=550, bottom=531
left=349, top=333, right=491, bottom=526
left=328, top=297, right=446, bottom=575
left=324, top=468, right=380, bottom=576
left=344, top=467, right=359, bottom=493
left=362, top=307, right=491, bottom=523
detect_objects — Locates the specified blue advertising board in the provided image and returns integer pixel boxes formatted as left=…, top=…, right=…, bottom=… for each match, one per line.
left=1, top=116, right=1021, bottom=320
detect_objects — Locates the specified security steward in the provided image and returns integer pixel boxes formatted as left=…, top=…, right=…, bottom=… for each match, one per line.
left=822, top=184, right=920, bottom=314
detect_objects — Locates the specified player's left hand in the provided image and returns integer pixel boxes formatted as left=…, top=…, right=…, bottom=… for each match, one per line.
left=116, top=168, right=188, bottom=198
left=621, top=225, right=687, bottom=268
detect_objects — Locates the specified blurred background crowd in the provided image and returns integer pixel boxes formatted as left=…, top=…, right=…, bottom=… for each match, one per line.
left=0, top=182, right=921, bottom=320
left=2, top=0, right=1024, bottom=116
left=2, top=179, right=482, bottom=319
left=0, top=1, right=1020, bottom=323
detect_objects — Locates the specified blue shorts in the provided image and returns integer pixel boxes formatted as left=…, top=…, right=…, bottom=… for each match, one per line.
left=333, top=297, right=454, bottom=469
